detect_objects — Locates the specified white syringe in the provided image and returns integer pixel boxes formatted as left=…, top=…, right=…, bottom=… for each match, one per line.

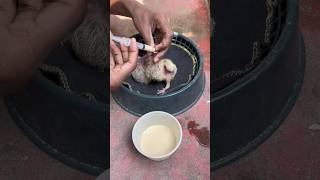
left=111, top=35, right=156, bottom=53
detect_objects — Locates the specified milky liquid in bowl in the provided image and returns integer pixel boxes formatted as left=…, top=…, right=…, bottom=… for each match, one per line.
left=140, top=125, right=177, bottom=157
left=132, top=111, right=182, bottom=161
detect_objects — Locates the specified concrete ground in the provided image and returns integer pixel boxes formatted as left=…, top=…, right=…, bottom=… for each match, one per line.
left=213, top=0, right=320, bottom=179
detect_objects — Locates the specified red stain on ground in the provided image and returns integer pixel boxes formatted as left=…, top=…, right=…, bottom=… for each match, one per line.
left=188, top=121, right=210, bottom=147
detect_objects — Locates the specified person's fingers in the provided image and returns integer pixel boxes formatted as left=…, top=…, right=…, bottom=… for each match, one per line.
left=14, top=0, right=42, bottom=22
left=122, top=38, right=138, bottom=72
left=155, top=29, right=172, bottom=51
left=110, top=51, right=115, bottom=68
left=138, top=24, right=155, bottom=47
left=34, top=0, right=87, bottom=46
left=153, top=32, right=171, bottom=62
left=110, top=38, right=137, bottom=90
left=155, top=32, right=172, bottom=52
left=119, top=40, right=129, bottom=62
left=110, top=40, right=123, bottom=65
left=128, top=38, right=138, bottom=64
left=154, top=15, right=172, bottom=53
left=0, top=0, right=16, bottom=25
left=153, top=49, right=168, bottom=63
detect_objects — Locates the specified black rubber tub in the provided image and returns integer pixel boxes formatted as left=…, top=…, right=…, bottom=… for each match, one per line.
left=5, top=43, right=108, bottom=176
left=211, top=0, right=305, bottom=170
left=112, top=32, right=205, bottom=116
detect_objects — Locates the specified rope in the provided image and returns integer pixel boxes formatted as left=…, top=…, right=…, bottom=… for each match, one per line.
left=213, top=0, right=280, bottom=83
left=39, top=64, right=98, bottom=102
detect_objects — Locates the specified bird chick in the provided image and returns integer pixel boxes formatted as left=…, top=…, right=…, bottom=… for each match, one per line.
left=132, top=56, right=177, bottom=95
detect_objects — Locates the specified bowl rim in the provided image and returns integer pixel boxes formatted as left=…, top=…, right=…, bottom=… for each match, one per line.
left=131, top=111, right=183, bottom=160
left=117, top=33, right=204, bottom=99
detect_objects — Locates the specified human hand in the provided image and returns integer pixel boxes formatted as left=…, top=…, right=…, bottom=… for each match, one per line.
left=0, top=0, right=87, bottom=94
left=111, top=0, right=173, bottom=63
left=110, top=38, right=138, bottom=91
left=131, top=9, right=173, bottom=62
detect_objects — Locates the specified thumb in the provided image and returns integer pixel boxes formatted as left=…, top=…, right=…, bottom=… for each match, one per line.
left=35, top=0, right=87, bottom=46
left=140, top=28, right=155, bottom=47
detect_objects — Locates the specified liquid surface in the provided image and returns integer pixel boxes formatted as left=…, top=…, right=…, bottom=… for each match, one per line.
left=140, top=125, right=177, bottom=157
left=188, top=121, right=210, bottom=147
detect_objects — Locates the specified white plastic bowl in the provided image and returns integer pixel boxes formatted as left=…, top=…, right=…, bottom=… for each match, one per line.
left=132, top=111, right=183, bottom=161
